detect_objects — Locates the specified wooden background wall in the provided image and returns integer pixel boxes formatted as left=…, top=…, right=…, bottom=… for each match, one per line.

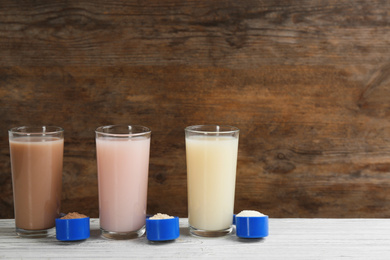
left=2, top=0, right=390, bottom=218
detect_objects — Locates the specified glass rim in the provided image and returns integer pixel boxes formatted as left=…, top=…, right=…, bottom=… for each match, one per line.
left=185, top=125, right=239, bottom=134
left=95, top=124, right=151, bottom=137
left=8, top=126, right=64, bottom=135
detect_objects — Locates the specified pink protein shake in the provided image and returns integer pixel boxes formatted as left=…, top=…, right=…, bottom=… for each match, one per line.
left=96, top=125, right=150, bottom=239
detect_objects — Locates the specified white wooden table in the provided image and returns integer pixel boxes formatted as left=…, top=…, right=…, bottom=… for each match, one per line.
left=1, top=218, right=390, bottom=259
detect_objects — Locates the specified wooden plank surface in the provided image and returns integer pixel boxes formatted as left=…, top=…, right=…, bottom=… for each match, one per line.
left=1, top=218, right=390, bottom=259
left=2, top=0, right=390, bottom=218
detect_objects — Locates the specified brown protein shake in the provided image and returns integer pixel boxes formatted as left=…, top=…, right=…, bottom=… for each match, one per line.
left=9, top=126, right=64, bottom=237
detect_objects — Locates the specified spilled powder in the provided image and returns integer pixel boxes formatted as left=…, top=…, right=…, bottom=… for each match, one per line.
left=149, top=213, right=174, bottom=220
left=61, top=212, right=88, bottom=219
left=236, top=210, right=265, bottom=217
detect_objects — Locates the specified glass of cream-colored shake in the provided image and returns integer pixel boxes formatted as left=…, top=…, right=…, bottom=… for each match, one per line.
left=95, top=125, right=151, bottom=240
left=185, top=125, right=239, bottom=237
left=9, top=126, right=64, bottom=238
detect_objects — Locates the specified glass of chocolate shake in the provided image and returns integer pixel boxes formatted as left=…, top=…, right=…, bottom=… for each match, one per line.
left=9, top=126, right=64, bottom=238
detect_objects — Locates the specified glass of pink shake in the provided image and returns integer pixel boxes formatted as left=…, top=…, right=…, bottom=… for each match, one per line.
left=8, top=126, right=64, bottom=238
left=95, top=125, right=151, bottom=239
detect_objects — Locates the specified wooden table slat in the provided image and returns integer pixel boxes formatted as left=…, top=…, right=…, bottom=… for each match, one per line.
left=1, top=218, right=390, bottom=259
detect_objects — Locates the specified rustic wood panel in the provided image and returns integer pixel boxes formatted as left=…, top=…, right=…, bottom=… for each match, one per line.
left=2, top=0, right=390, bottom=218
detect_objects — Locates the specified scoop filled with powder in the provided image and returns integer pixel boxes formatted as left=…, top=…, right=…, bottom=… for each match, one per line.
left=235, top=210, right=268, bottom=239
left=146, top=213, right=179, bottom=241
left=56, top=212, right=90, bottom=241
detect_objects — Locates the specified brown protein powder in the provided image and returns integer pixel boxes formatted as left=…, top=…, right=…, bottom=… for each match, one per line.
left=60, top=212, right=88, bottom=219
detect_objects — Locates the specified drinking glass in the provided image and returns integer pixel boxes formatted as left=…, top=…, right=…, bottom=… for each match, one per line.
left=96, top=125, right=151, bottom=239
left=185, top=125, right=239, bottom=237
left=9, top=126, right=64, bottom=238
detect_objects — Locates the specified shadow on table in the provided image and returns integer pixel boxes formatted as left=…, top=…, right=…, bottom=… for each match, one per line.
left=145, top=226, right=189, bottom=245
left=0, top=226, right=17, bottom=236
left=54, top=227, right=100, bottom=246
left=89, top=227, right=101, bottom=238
left=230, top=236, right=266, bottom=243
left=180, top=225, right=190, bottom=236
left=178, top=225, right=266, bottom=243
left=227, top=228, right=267, bottom=243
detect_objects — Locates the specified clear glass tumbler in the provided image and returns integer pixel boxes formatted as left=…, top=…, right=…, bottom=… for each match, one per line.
left=95, top=125, right=151, bottom=239
left=9, top=126, right=64, bottom=238
left=185, top=125, right=239, bottom=237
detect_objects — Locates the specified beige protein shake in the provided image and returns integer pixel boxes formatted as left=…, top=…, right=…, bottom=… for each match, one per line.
left=185, top=125, right=239, bottom=237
